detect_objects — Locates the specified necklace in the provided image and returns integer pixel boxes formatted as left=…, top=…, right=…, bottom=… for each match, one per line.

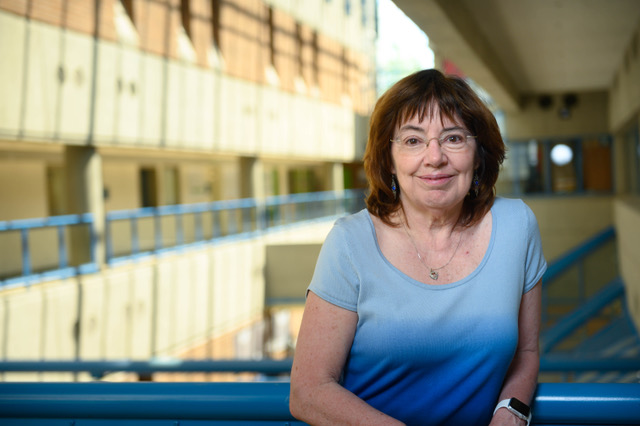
left=401, top=220, right=463, bottom=280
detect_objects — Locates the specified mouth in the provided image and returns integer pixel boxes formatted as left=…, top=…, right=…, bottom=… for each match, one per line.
left=419, top=174, right=454, bottom=185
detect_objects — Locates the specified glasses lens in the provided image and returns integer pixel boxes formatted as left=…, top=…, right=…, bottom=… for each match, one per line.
left=440, top=131, right=469, bottom=152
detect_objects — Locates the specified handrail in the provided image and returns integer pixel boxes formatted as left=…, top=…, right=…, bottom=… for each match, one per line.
left=0, top=213, right=97, bottom=288
left=540, top=354, right=640, bottom=372
left=0, top=382, right=638, bottom=424
left=3, top=354, right=637, bottom=379
left=0, top=190, right=365, bottom=288
left=540, top=277, right=625, bottom=353
left=0, top=359, right=294, bottom=379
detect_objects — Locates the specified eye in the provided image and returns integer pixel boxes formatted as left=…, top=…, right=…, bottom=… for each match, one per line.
left=443, top=133, right=465, bottom=144
left=404, top=137, right=423, bottom=147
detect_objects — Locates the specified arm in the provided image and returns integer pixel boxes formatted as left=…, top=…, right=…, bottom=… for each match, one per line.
left=289, top=291, right=404, bottom=425
left=490, top=280, right=541, bottom=425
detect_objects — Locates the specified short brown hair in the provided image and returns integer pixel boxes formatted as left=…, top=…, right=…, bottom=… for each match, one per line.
left=364, top=69, right=505, bottom=227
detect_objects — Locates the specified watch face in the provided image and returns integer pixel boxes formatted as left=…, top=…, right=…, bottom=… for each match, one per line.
left=509, top=398, right=531, bottom=417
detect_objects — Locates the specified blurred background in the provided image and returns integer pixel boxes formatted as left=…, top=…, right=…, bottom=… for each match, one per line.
left=0, top=0, right=638, bottom=384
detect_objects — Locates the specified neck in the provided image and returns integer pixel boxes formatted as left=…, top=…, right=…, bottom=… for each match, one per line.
left=398, top=202, right=462, bottom=238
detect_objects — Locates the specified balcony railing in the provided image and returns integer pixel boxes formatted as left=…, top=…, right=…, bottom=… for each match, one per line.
left=0, top=382, right=638, bottom=425
left=0, top=190, right=365, bottom=289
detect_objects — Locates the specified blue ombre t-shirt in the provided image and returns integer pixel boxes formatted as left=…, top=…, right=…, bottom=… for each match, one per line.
left=308, top=197, right=547, bottom=425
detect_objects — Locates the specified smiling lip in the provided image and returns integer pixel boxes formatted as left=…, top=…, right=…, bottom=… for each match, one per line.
left=419, top=174, right=453, bottom=185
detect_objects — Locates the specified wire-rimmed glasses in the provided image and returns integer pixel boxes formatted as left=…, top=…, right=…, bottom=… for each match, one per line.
left=391, top=130, right=476, bottom=155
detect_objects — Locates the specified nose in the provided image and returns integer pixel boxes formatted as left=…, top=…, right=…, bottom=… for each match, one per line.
left=423, top=138, right=446, bottom=166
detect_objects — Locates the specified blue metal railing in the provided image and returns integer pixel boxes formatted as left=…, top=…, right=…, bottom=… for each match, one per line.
left=0, top=213, right=98, bottom=287
left=0, top=359, right=294, bottom=380
left=0, top=190, right=365, bottom=288
left=0, top=382, right=638, bottom=425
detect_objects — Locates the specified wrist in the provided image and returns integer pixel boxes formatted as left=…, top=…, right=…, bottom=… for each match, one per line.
left=494, top=398, right=531, bottom=426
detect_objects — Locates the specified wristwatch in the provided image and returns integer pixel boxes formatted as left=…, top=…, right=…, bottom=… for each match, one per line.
left=493, top=398, right=532, bottom=425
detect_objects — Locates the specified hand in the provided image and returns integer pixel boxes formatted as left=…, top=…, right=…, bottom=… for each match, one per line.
left=489, top=408, right=527, bottom=426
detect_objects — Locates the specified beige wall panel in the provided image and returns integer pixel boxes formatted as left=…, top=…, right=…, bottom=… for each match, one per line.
left=321, top=103, right=341, bottom=159
left=294, top=0, right=322, bottom=30
left=217, top=75, right=234, bottom=152
left=78, top=275, right=106, bottom=359
left=172, top=256, right=195, bottom=350
left=58, top=31, right=92, bottom=140
left=524, top=196, right=614, bottom=261
left=261, top=87, right=288, bottom=155
left=610, top=51, right=640, bottom=131
left=0, top=159, right=48, bottom=220
left=235, top=79, right=259, bottom=154
left=182, top=65, right=202, bottom=147
left=190, top=251, right=212, bottom=339
left=93, top=42, right=118, bottom=142
left=140, top=55, right=164, bottom=146
left=129, top=265, right=153, bottom=359
left=103, top=161, right=139, bottom=212
left=320, top=0, right=345, bottom=43
left=249, top=241, right=266, bottom=314
left=117, top=46, right=142, bottom=143
left=266, top=243, right=320, bottom=303
left=614, top=197, right=640, bottom=333
left=341, top=106, right=356, bottom=160
left=165, top=62, right=185, bottom=146
left=200, top=70, right=218, bottom=150
left=153, top=258, right=178, bottom=356
left=343, top=2, right=361, bottom=50
left=42, top=280, right=78, bottom=359
left=179, top=163, right=213, bottom=204
left=29, top=227, right=60, bottom=273
left=292, top=96, right=317, bottom=157
left=5, top=289, right=44, bottom=359
left=103, top=269, right=133, bottom=358
left=0, top=232, right=21, bottom=278
left=23, top=21, right=59, bottom=137
left=211, top=244, right=238, bottom=335
left=0, top=12, right=26, bottom=136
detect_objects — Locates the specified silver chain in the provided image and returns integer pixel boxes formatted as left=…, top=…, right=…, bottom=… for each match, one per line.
left=401, top=220, right=463, bottom=280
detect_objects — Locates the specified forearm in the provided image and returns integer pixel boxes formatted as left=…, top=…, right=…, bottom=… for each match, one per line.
left=490, top=349, right=539, bottom=425
left=290, top=380, right=404, bottom=426
left=498, top=348, right=539, bottom=404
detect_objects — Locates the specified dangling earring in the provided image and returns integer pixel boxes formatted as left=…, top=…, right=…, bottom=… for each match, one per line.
left=391, top=174, right=398, bottom=200
left=473, top=173, right=480, bottom=197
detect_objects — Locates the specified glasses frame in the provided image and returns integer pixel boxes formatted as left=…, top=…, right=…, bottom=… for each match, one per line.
left=390, top=133, right=477, bottom=155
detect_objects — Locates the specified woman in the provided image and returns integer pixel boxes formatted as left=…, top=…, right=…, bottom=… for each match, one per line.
left=289, top=69, right=546, bottom=425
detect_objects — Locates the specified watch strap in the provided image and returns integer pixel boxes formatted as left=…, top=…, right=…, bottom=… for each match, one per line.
left=494, top=398, right=532, bottom=426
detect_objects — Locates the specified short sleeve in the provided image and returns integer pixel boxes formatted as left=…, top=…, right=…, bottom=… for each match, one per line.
left=307, top=220, right=360, bottom=312
left=523, top=202, right=547, bottom=293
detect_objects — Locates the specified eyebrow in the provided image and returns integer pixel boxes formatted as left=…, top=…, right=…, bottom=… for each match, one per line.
left=397, top=125, right=466, bottom=134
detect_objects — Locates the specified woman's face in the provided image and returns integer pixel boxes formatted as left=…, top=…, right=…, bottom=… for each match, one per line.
left=391, top=109, right=477, bottom=216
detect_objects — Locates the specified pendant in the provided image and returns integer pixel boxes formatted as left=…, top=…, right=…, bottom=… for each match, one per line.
left=429, top=269, right=439, bottom=280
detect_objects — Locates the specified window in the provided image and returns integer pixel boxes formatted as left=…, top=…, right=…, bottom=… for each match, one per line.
left=500, top=136, right=613, bottom=196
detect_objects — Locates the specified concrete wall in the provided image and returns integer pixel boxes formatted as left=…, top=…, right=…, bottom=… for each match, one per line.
left=505, top=91, right=609, bottom=141
left=523, top=196, right=614, bottom=261
left=614, top=197, right=640, bottom=333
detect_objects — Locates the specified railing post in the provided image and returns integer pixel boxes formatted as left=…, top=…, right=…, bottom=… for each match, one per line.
left=57, top=224, right=67, bottom=269
left=20, top=228, right=31, bottom=277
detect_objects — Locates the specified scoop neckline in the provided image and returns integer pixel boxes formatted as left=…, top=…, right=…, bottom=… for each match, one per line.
left=363, top=204, right=497, bottom=291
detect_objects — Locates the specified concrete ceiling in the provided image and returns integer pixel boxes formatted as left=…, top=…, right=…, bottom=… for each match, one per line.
left=392, top=0, right=640, bottom=111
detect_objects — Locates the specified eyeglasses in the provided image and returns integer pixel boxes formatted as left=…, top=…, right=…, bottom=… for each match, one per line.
left=390, top=130, right=476, bottom=155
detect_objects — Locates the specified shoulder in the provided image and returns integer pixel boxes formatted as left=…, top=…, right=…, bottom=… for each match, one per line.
left=492, top=197, right=537, bottom=221
left=492, top=197, right=540, bottom=238
left=330, top=209, right=373, bottom=238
